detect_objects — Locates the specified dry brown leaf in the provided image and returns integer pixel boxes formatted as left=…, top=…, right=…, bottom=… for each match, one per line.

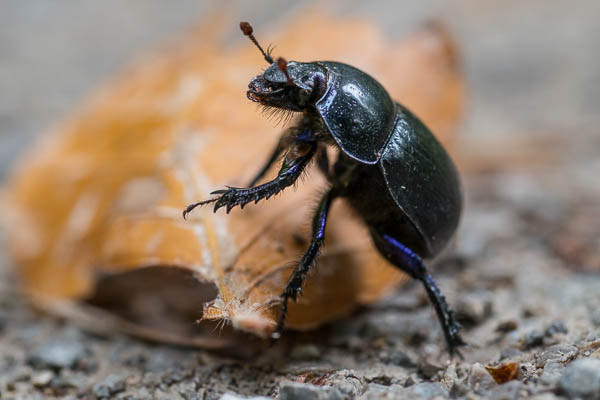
left=2, top=10, right=464, bottom=346
left=485, top=362, right=520, bottom=384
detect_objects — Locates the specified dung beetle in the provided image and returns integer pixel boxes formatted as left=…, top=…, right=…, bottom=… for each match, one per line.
left=184, top=22, right=464, bottom=354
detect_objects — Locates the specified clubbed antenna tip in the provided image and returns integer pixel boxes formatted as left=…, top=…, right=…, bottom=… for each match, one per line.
left=239, top=21, right=274, bottom=64
left=240, top=21, right=253, bottom=36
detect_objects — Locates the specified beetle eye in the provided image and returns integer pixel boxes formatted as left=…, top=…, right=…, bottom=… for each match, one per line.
left=300, top=75, right=311, bottom=85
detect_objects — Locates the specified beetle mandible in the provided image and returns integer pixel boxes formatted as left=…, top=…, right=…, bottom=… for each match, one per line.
left=184, top=22, right=464, bottom=354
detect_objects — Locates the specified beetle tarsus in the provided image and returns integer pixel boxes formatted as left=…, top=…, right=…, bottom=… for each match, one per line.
left=273, top=293, right=290, bottom=339
left=422, top=273, right=466, bottom=356
left=182, top=197, right=219, bottom=219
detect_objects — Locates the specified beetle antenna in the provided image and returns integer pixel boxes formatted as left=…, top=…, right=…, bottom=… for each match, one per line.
left=277, top=57, right=294, bottom=85
left=240, top=21, right=274, bottom=64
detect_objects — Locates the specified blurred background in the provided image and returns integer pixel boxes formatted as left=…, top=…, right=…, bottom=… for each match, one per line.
left=2, top=0, right=599, bottom=178
left=1, top=1, right=600, bottom=399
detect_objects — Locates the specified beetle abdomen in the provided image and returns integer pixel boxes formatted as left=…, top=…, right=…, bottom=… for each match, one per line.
left=379, top=104, right=462, bottom=257
left=342, top=160, right=431, bottom=258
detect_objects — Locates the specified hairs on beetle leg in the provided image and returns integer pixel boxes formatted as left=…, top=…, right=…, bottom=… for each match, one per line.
left=297, top=162, right=313, bottom=186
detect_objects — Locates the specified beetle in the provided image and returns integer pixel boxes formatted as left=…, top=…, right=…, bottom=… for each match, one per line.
left=184, top=22, right=464, bottom=354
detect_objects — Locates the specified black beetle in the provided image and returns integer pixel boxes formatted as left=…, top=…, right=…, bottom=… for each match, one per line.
left=184, top=22, right=464, bottom=354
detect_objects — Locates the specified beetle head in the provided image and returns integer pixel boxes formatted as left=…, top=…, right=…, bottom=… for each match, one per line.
left=248, top=59, right=327, bottom=111
left=240, top=22, right=327, bottom=112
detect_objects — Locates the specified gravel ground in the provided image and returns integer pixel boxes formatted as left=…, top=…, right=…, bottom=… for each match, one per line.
left=2, top=1, right=600, bottom=399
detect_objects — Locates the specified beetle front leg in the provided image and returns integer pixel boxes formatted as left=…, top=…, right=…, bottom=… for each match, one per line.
left=371, top=231, right=465, bottom=356
left=183, top=142, right=317, bottom=218
left=273, top=187, right=338, bottom=338
left=248, top=124, right=321, bottom=187
left=247, top=134, right=289, bottom=188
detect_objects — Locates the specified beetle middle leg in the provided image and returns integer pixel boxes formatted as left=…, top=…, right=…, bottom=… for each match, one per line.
left=370, top=230, right=465, bottom=355
left=273, top=187, right=338, bottom=338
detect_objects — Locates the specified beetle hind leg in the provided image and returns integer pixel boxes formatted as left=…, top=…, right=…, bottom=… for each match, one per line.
left=371, top=231, right=465, bottom=356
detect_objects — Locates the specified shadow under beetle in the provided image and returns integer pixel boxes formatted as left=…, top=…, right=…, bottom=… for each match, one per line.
left=184, top=22, right=465, bottom=354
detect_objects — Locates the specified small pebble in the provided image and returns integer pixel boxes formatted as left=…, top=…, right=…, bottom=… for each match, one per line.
left=559, top=359, right=600, bottom=400
left=404, top=373, right=420, bottom=387
left=544, top=321, right=568, bottom=337
left=404, top=382, right=449, bottom=399
left=418, top=357, right=444, bottom=379
left=360, top=383, right=405, bottom=399
left=468, top=363, right=497, bottom=393
left=536, top=344, right=578, bottom=368
left=522, top=330, right=545, bottom=349
left=31, top=370, right=54, bottom=387
left=440, top=363, right=458, bottom=391
left=219, top=394, right=271, bottom=400
left=449, top=381, right=470, bottom=398
left=539, top=361, right=564, bottom=386
left=92, top=374, right=126, bottom=398
left=383, top=348, right=415, bottom=368
left=7, top=366, right=32, bottom=384
left=586, top=332, right=600, bottom=342
left=519, top=362, right=538, bottom=382
left=49, top=375, right=84, bottom=390
left=27, top=339, right=86, bottom=370
left=142, top=371, right=163, bottom=387
left=320, top=370, right=365, bottom=397
left=488, top=380, right=521, bottom=400
left=176, top=381, right=201, bottom=400
left=279, top=382, right=344, bottom=400
left=154, top=389, right=184, bottom=400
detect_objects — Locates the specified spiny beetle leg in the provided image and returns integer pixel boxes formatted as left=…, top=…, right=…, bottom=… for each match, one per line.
left=273, top=188, right=337, bottom=338
left=371, top=231, right=465, bottom=356
left=216, top=143, right=316, bottom=213
left=422, top=272, right=466, bottom=358
left=183, top=143, right=317, bottom=218
left=247, top=135, right=288, bottom=188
